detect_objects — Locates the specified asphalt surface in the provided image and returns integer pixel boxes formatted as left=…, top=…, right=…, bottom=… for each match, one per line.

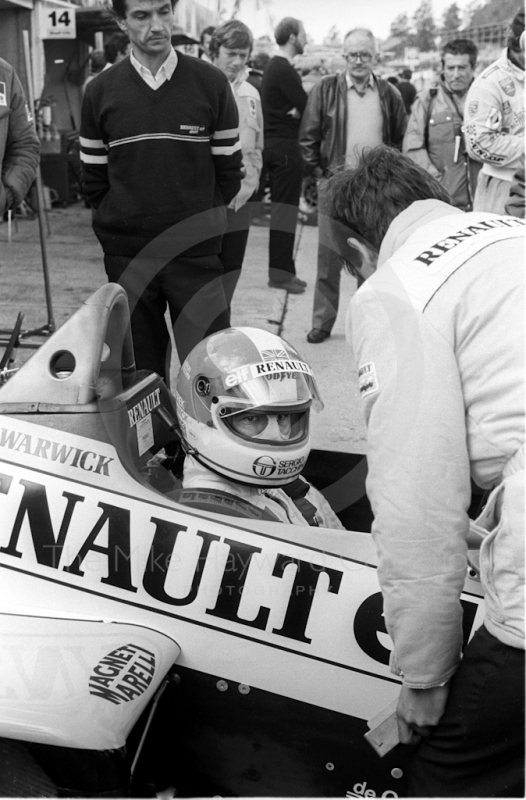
left=0, top=203, right=366, bottom=454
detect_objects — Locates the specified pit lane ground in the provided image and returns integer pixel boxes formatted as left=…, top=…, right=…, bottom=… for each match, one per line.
left=0, top=203, right=366, bottom=454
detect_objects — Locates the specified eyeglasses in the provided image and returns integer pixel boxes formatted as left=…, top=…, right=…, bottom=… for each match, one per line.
left=344, top=51, right=373, bottom=62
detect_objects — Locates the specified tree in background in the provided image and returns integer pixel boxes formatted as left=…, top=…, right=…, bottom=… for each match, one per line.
left=413, top=0, right=437, bottom=51
left=323, top=25, right=342, bottom=47
left=388, top=12, right=415, bottom=57
left=468, top=0, right=522, bottom=26
left=442, top=3, right=462, bottom=32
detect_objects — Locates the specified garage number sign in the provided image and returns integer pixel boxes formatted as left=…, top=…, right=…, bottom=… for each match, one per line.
left=42, top=5, right=76, bottom=38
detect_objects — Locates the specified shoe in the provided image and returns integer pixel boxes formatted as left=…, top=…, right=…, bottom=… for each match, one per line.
left=268, top=279, right=305, bottom=294
left=307, top=328, right=330, bottom=344
left=292, top=276, right=307, bottom=287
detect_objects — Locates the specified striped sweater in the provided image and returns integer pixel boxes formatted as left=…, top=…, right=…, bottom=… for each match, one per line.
left=80, top=54, right=242, bottom=257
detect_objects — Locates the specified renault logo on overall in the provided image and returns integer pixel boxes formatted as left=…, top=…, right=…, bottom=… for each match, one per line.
left=252, top=456, right=276, bottom=477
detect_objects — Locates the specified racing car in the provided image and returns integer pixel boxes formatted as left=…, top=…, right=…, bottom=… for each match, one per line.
left=0, top=285, right=485, bottom=797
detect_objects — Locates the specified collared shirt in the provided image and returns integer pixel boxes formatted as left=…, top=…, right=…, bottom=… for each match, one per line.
left=345, top=71, right=376, bottom=94
left=130, top=46, right=178, bottom=90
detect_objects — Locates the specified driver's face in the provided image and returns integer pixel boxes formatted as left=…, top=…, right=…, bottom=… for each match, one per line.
left=230, top=411, right=292, bottom=440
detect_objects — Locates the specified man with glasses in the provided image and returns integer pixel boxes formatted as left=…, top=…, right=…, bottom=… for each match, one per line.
left=300, top=29, right=407, bottom=344
left=404, top=39, right=480, bottom=211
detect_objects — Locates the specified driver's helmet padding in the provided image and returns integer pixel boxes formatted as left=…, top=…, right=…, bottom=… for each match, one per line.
left=175, top=327, right=323, bottom=486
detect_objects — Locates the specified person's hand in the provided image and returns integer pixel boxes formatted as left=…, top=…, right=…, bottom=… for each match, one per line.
left=286, top=107, right=301, bottom=119
left=4, top=187, right=16, bottom=211
left=396, top=684, right=450, bottom=745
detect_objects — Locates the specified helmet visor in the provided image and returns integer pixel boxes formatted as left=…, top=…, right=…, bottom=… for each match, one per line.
left=221, top=359, right=324, bottom=412
left=221, top=407, right=309, bottom=444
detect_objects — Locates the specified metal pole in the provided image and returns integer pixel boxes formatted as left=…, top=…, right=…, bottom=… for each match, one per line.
left=22, top=29, right=56, bottom=335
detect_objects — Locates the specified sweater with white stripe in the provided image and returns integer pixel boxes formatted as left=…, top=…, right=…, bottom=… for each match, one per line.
left=80, top=54, right=242, bottom=257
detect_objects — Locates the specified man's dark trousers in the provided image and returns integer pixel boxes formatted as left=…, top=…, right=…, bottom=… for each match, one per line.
left=409, top=624, right=525, bottom=797
left=105, top=252, right=230, bottom=382
left=219, top=203, right=252, bottom=313
left=264, top=138, right=304, bottom=283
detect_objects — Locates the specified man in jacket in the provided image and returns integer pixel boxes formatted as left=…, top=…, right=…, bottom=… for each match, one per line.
left=464, top=9, right=524, bottom=214
left=326, top=145, right=524, bottom=796
left=80, top=0, right=242, bottom=381
left=299, top=29, right=407, bottom=344
left=259, top=17, right=308, bottom=294
left=404, top=38, right=480, bottom=210
left=210, top=20, right=264, bottom=313
left=0, top=57, right=40, bottom=217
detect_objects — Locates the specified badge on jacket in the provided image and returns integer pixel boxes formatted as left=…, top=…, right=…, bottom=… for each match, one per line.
left=358, top=362, right=379, bottom=398
left=248, top=97, right=257, bottom=118
left=498, top=76, right=515, bottom=97
left=0, top=83, right=7, bottom=106
left=484, top=106, right=502, bottom=130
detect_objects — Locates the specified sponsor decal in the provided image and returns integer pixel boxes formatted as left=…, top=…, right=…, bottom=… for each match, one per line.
left=277, top=457, right=305, bottom=476
left=182, top=361, right=191, bottom=379
left=414, top=217, right=524, bottom=267
left=0, top=466, right=482, bottom=668
left=180, top=124, right=205, bottom=134
left=128, top=388, right=162, bottom=428
left=358, top=363, right=379, bottom=398
left=498, top=77, right=515, bottom=97
left=252, top=455, right=277, bottom=477
left=136, top=414, right=154, bottom=457
left=468, top=100, right=478, bottom=116
left=346, top=781, right=398, bottom=798
left=502, top=100, right=512, bottom=115
left=0, top=82, right=6, bottom=106
left=248, top=97, right=257, bottom=117
left=225, top=359, right=312, bottom=388
left=0, top=426, right=113, bottom=476
left=468, top=141, right=506, bottom=164
left=484, top=106, right=502, bottom=131
left=89, top=643, right=155, bottom=704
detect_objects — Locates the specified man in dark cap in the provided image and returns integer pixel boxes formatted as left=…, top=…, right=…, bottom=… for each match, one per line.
left=464, top=7, right=524, bottom=213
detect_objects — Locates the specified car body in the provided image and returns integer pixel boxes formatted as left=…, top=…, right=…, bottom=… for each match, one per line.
left=0, top=285, right=485, bottom=796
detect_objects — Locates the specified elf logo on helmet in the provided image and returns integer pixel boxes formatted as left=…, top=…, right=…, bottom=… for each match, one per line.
left=252, top=456, right=277, bottom=477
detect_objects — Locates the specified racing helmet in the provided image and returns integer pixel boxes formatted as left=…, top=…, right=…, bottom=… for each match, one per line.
left=175, top=327, right=323, bottom=487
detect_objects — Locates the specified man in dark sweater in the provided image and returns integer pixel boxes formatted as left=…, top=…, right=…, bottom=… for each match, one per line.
left=260, top=17, right=308, bottom=293
left=80, top=0, right=242, bottom=380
